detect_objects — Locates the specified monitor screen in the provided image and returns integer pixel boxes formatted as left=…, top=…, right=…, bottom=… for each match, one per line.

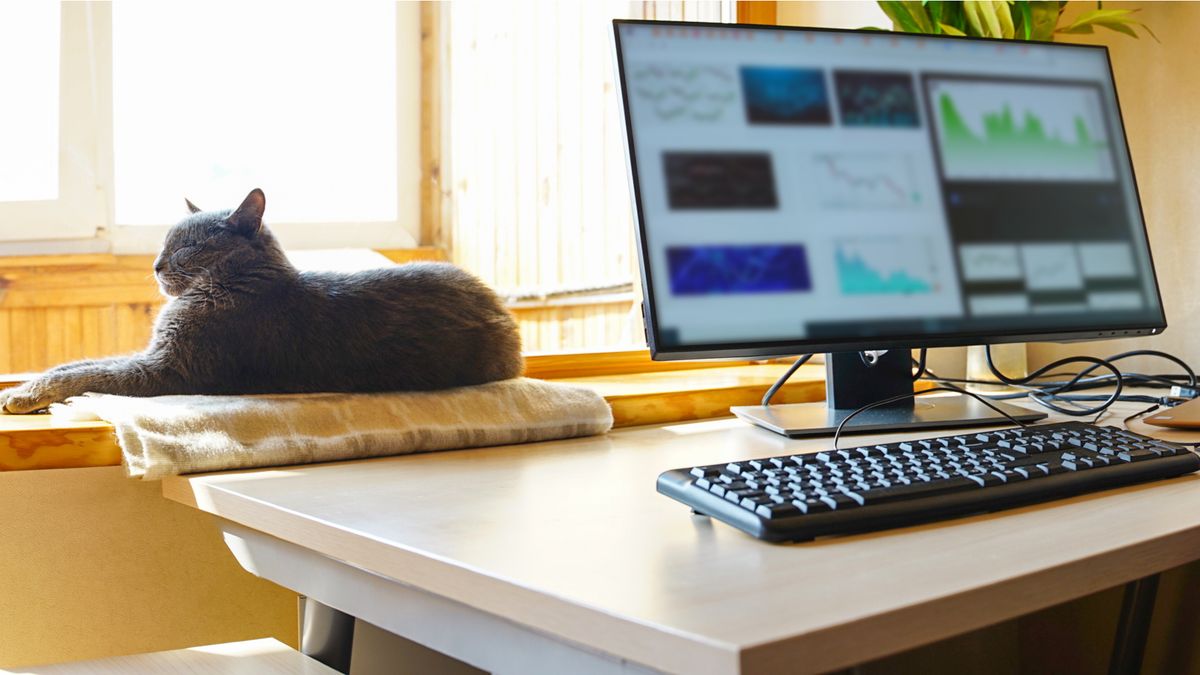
left=613, top=21, right=1165, bottom=359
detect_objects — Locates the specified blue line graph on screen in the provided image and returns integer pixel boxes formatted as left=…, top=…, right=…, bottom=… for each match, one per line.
left=667, top=245, right=812, bottom=296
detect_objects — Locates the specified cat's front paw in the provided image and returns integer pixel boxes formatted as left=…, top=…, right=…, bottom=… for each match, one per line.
left=0, top=384, right=56, bottom=414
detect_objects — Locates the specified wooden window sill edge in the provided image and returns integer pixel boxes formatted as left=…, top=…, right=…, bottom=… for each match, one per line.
left=0, top=363, right=827, bottom=472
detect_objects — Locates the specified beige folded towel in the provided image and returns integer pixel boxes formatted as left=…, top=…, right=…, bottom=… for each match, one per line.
left=52, top=378, right=612, bottom=480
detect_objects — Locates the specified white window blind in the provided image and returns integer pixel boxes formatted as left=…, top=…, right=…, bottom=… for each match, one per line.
left=443, top=1, right=732, bottom=351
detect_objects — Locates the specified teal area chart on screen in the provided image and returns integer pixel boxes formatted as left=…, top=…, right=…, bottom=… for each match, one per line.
left=836, top=239, right=937, bottom=296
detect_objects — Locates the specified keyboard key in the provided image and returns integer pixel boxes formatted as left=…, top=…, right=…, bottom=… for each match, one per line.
left=1005, top=454, right=1051, bottom=469
left=793, top=497, right=832, bottom=515
left=742, top=496, right=772, bottom=510
left=859, top=477, right=978, bottom=505
left=756, top=503, right=801, bottom=519
left=839, top=489, right=865, bottom=506
left=1119, top=449, right=1157, bottom=462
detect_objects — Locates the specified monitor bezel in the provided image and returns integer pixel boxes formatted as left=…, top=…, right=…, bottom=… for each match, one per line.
left=612, top=19, right=1167, bottom=361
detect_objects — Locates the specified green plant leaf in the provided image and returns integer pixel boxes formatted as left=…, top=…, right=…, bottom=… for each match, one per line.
left=908, top=0, right=936, bottom=32
left=984, top=0, right=1005, bottom=37
left=1057, top=7, right=1156, bottom=41
left=994, top=0, right=1015, bottom=39
left=1062, top=8, right=1140, bottom=32
left=1096, top=20, right=1139, bottom=38
left=1016, top=1, right=1033, bottom=39
left=858, top=26, right=890, bottom=31
left=949, top=2, right=965, bottom=22
left=927, top=0, right=945, bottom=32
left=962, top=0, right=985, bottom=36
left=938, top=22, right=967, bottom=36
left=1027, top=1, right=1061, bottom=41
left=879, top=1, right=926, bottom=33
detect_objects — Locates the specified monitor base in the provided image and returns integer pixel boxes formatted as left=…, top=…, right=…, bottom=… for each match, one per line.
left=730, top=393, right=1047, bottom=439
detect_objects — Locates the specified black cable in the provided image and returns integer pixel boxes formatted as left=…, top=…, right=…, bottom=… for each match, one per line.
left=918, top=347, right=1197, bottom=413
left=1069, top=349, right=1196, bottom=389
left=912, top=348, right=927, bottom=381
left=1027, top=351, right=1191, bottom=401
left=832, top=385, right=1029, bottom=450
left=923, top=371, right=1186, bottom=395
left=1123, top=403, right=1162, bottom=428
left=761, top=354, right=814, bottom=407
left=985, top=345, right=1124, bottom=417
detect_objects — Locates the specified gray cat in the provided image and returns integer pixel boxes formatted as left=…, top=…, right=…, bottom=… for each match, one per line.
left=0, top=189, right=523, bottom=414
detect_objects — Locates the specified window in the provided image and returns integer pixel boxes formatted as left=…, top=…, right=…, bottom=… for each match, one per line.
left=438, top=1, right=733, bottom=352
left=0, top=2, right=58, bottom=203
left=110, top=1, right=419, bottom=252
left=0, top=2, right=105, bottom=243
left=0, top=2, right=421, bottom=252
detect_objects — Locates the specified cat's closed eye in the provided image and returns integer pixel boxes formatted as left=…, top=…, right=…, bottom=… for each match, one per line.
left=170, top=245, right=198, bottom=262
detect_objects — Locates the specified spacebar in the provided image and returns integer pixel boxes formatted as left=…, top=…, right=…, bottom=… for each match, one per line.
left=859, top=477, right=980, bottom=506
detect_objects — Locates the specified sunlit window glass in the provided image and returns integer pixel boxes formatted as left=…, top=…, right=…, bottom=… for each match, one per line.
left=112, top=1, right=397, bottom=224
left=0, top=2, right=60, bottom=203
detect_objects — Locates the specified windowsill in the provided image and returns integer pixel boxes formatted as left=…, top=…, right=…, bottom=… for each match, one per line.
left=0, top=362, right=828, bottom=472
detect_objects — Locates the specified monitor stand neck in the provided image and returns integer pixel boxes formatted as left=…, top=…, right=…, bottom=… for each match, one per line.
left=731, top=350, right=1045, bottom=439
left=825, top=350, right=914, bottom=411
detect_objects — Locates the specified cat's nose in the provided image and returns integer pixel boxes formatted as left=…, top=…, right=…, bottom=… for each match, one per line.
left=153, top=257, right=166, bottom=273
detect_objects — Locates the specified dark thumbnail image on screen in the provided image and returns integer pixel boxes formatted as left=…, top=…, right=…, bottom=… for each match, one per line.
left=739, top=66, right=832, bottom=125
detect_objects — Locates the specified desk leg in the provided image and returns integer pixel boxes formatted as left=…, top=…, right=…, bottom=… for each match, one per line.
left=300, top=595, right=356, bottom=674
left=1108, top=573, right=1159, bottom=675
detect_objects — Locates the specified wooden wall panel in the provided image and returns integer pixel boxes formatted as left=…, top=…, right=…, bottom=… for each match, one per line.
left=0, top=310, right=10, bottom=373
left=0, top=248, right=635, bottom=374
left=510, top=301, right=641, bottom=353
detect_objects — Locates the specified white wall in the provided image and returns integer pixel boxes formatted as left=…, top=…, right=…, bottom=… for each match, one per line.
left=776, top=0, right=889, bottom=30
left=1029, top=2, right=1200, bottom=373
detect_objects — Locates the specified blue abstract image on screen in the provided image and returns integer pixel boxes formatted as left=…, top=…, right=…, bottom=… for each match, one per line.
left=667, top=245, right=812, bottom=296
left=740, top=67, right=832, bottom=125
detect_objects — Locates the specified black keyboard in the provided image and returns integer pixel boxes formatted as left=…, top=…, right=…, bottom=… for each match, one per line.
left=658, top=422, right=1200, bottom=542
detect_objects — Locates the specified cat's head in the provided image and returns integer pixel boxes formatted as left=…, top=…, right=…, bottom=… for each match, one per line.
left=154, top=188, right=293, bottom=298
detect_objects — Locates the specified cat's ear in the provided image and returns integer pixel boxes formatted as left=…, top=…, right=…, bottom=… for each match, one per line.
left=185, top=198, right=203, bottom=214
left=224, top=188, right=266, bottom=237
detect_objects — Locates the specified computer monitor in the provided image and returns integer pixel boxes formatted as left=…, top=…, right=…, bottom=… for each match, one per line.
left=612, top=20, right=1166, bottom=437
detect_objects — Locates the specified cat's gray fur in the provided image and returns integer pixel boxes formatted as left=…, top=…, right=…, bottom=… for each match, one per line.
left=0, top=189, right=523, bottom=414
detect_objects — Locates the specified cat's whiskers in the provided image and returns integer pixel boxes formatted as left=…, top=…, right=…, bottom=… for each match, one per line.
left=197, top=269, right=234, bottom=309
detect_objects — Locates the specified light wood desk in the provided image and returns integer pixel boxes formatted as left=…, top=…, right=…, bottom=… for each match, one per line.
left=161, top=398, right=1200, bottom=675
